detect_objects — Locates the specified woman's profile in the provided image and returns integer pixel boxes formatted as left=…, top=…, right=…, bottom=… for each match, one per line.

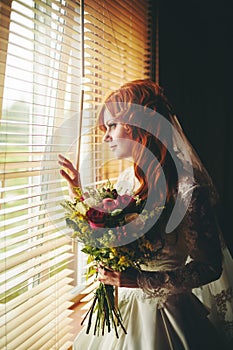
left=59, top=79, right=232, bottom=350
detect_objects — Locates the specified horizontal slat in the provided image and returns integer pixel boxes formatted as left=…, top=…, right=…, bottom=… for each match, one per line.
left=0, top=205, right=65, bottom=234
left=2, top=63, right=81, bottom=97
left=0, top=166, right=67, bottom=180
left=85, top=58, right=149, bottom=79
left=1, top=0, right=81, bottom=38
left=1, top=205, right=66, bottom=232
left=0, top=253, right=73, bottom=295
left=85, top=56, right=147, bottom=80
left=84, top=70, right=120, bottom=87
left=0, top=106, right=80, bottom=122
left=84, top=22, right=148, bottom=59
left=0, top=269, right=73, bottom=317
left=85, top=59, right=146, bottom=82
left=84, top=0, right=148, bottom=35
left=0, top=159, right=45, bottom=170
left=0, top=118, right=77, bottom=130
left=0, top=178, right=68, bottom=195
left=33, top=324, right=73, bottom=350
left=1, top=36, right=81, bottom=77
left=1, top=245, right=72, bottom=286
left=27, top=316, right=73, bottom=350
left=20, top=309, right=73, bottom=350
left=0, top=178, right=67, bottom=205
left=84, top=33, right=148, bottom=68
left=0, top=85, right=80, bottom=111
left=0, top=236, right=71, bottom=272
left=0, top=284, right=72, bottom=333
left=0, top=200, right=67, bottom=221
left=34, top=0, right=81, bottom=28
left=84, top=8, right=146, bottom=43
left=1, top=54, right=81, bottom=84
left=0, top=85, right=80, bottom=113
left=2, top=212, right=66, bottom=243
left=0, top=192, right=67, bottom=215
left=2, top=228, right=70, bottom=259
left=120, top=0, right=149, bottom=15
left=2, top=308, right=73, bottom=350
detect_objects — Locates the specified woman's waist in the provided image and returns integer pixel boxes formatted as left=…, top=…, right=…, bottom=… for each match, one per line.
left=118, top=286, right=192, bottom=308
left=140, top=258, right=185, bottom=272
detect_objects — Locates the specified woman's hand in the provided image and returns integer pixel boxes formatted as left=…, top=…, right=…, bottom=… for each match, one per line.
left=97, top=266, right=139, bottom=288
left=58, top=154, right=81, bottom=199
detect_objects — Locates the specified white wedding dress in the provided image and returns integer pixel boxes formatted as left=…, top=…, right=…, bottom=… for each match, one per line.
left=73, top=168, right=233, bottom=350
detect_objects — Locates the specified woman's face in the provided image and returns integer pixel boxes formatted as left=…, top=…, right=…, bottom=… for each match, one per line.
left=103, top=109, right=133, bottom=159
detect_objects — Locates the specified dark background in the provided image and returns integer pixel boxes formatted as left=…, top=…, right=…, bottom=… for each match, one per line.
left=154, top=0, right=233, bottom=254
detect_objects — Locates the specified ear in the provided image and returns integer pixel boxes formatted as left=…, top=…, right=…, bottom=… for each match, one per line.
left=124, top=124, right=131, bottom=134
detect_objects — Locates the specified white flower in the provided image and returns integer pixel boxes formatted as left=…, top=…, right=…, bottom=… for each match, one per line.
left=84, top=197, right=99, bottom=207
left=75, top=202, right=87, bottom=215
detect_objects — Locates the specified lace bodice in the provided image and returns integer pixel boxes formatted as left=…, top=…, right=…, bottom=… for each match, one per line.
left=116, top=168, right=223, bottom=297
left=137, top=184, right=223, bottom=296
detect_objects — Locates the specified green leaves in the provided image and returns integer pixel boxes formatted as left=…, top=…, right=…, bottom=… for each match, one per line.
left=110, top=209, right=123, bottom=216
left=65, top=218, right=78, bottom=231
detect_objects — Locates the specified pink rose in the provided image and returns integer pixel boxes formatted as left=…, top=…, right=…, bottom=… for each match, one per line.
left=102, top=198, right=118, bottom=211
left=116, top=194, right=136, bottom=212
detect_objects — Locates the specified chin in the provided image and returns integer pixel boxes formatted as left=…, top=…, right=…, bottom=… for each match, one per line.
left=112, top=149, right=132, bottom=159
left=116, top=155, right=131, bottom=160
left=114, top=154, right=125, bottom=159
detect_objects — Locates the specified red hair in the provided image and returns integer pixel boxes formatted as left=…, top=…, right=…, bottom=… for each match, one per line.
left=98, top=79, right=179, bottom=208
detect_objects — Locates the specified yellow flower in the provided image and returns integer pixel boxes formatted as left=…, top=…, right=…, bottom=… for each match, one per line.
left=81, top=226, right=88, bottom=233
left=111, top=248, right=117, bottom=256
left=118, top=256, right=129, bottom=266
left=70, top=211, right=85, bottom=220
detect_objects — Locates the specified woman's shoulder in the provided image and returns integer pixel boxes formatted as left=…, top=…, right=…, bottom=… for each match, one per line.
left=178, top=167, right=218, bottom=209
left=116, top=166, right=140, bottom=194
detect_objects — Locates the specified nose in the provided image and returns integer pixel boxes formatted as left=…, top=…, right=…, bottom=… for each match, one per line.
left=103, top=130, right=112, bottom=143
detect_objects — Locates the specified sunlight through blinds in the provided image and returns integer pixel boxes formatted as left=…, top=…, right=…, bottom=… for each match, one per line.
left=79, top=0, right=152, bottom=188
left=0, top=0, right=82, bottom=349
left=1, top=0, right=153, bottom=348
left=76, top=0, right=153, bottom=314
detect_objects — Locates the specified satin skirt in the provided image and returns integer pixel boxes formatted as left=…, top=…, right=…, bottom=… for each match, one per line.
left=73, top=288, right=226, bottom=350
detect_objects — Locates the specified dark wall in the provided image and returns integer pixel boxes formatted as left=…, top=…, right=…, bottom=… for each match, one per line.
left=157, top=0, right=233, bottom=253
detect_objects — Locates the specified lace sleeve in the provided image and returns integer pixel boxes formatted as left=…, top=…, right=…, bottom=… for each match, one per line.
left=137, top=186, right=223, bottom=293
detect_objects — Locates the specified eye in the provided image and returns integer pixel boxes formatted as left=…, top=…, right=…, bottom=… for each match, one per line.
left=108, top=123, right=117, bottom=129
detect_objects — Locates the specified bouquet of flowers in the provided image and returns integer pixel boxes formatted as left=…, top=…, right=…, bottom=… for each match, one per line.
left=61, top=181, right=163, bottom=337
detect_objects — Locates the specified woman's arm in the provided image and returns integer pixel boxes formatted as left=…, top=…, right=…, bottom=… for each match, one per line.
left=58, top=154, right=81, bottom=199
left=98, top=186, right=223, bottom=291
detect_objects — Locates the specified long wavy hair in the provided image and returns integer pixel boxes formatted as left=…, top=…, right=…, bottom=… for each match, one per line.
left=98, top=79, right=181, bottom=210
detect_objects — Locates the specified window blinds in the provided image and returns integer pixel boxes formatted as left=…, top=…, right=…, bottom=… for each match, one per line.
left=0, top=0, right=82, bottom=349
left=77, top=0, right=152, bottom=312
left=1, top=0, right=153, bottom=348
left=80, top=0, right=152, bottom=187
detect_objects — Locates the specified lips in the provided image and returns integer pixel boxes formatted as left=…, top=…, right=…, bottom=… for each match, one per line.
left=110, top=145, right=117, bottom=151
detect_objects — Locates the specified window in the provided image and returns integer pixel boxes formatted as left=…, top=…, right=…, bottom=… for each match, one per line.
left=0, top=0, right=153, bottom=348
left=1, top=0, right=81, bottom=348
left=80, top=0, right=152, bottom=184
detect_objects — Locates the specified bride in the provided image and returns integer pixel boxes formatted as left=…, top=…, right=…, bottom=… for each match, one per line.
left=59, top=80, right=232, bottom=350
